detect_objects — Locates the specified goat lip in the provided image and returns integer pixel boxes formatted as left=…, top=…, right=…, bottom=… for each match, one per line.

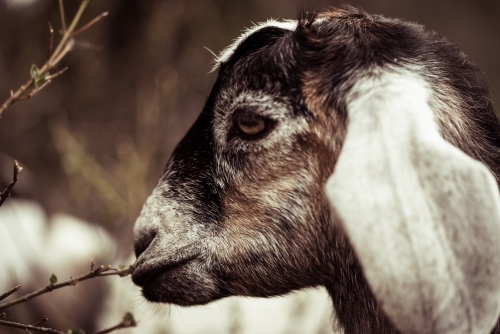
left=132, top=256, right=196, bottom=287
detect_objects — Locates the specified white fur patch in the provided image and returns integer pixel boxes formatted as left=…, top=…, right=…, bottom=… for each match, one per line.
left=213, top=19, right=297, bottom=70
left=327, top=68, right=500, bottom=333
left=346, top=69, right=438, bottom=137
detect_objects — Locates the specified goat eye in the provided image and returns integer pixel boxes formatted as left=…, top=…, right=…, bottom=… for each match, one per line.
left=236, top=113, right=266, bottom=136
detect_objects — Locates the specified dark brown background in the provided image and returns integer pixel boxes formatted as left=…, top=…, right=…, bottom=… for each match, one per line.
left=1, top=0, right=499, bottom=253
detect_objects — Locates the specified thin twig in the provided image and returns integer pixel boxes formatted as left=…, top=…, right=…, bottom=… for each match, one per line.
left=92, top=312, right=136, bottom=334
left=47, top=23, right=54, bottom=61
left=0, top=314, right=135, bottom=334
left=0, top=264, right=133, bottom=311
left=48, top=0, right=90, bottom=67
left=33, top=316, right=49, bottom=326
left=72, top=11, right=109, bottom=36
left=16, top=67, right=68, bottom=102
left=0, top=285, right=20, bottom=302
left=58, top=0, right=67, bottom=32
left=0, top=319, right=65, bottom=334
left=47, top=38, right=75, bottom=68
left=0, top=161, right=22, bottom=207
left=0, top=0, right=108, bottom=118
left=17, top=80, right=52, bottom=101
left=91, top=322, right=133, bottom=334
left=0, top=76, right=33, bottom=117
left=48, top=67, right=69, bottom=80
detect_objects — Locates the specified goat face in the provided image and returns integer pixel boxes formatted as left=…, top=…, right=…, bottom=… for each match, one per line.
left=133, top=8, right=500, bottom=334
left=132, top=21, right=344, bottom=305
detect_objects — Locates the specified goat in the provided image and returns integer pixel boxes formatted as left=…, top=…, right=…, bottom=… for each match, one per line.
left=132, top=7, right=500, bottom=334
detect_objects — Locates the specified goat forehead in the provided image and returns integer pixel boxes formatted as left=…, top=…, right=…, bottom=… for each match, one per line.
left=214, top=19, right=297, bottom=67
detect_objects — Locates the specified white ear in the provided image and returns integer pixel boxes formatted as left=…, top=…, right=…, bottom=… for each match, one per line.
left=326, top=70, right=500, bottom=333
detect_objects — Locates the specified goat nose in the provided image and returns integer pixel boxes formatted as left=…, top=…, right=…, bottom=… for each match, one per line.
left=134, top=228, right=157, bottom=258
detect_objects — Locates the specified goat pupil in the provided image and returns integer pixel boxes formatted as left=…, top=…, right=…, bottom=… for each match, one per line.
left=237, top=114, right=266, bottom=135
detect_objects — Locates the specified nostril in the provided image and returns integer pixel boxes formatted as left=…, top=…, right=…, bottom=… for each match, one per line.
left=134, top=229, right=157, bottom=258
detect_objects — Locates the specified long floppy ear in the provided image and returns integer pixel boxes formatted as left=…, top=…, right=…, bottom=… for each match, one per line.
left=326, top=71, right=500, bottom=333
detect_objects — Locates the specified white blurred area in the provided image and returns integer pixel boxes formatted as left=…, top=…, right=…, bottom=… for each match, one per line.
left=0, top=199, right=335, bottom=334
left=0, top=200, right=115, bottom=284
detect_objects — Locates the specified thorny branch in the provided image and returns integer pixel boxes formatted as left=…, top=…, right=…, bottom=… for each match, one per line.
left=0, top=0, right=109, bottom=118
left=0, top=260, right=135, bottom=334
left=0, top=312, right=136, bottom=334
left=0, top=319, right=65, bottom=334
left=0, top=261, right=134, bottom=311
left=0, top=160, right=22, bottom=207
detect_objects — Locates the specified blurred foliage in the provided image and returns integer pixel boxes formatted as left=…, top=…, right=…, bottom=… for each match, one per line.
left=0, top=0, right=499, bottom=254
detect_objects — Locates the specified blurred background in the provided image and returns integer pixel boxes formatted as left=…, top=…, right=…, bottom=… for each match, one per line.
left=0, top=0, right=499, bottom=333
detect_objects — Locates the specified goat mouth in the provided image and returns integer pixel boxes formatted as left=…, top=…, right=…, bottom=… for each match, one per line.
left=133, top=254, right=224, bottom=305
left=132, top=255, right=197, bottom=287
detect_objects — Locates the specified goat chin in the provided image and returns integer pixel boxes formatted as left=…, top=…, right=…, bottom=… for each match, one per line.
left=132, top=6, right=500, bottom=334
